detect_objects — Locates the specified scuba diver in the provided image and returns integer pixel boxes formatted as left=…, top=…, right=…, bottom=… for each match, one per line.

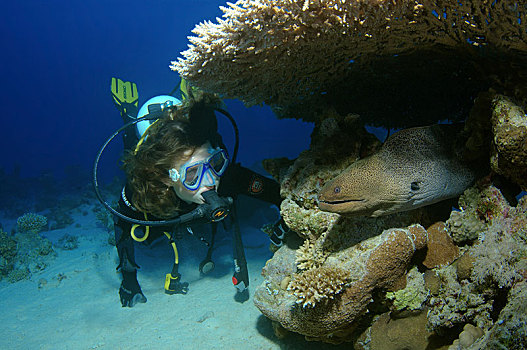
left=94, top=78, right=290, bottom=307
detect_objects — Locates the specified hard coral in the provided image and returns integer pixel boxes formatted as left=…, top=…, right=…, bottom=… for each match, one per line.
left=16, top=212, right=47, bottom=233
left=428, top=183, right=527, bottom=337
left=386, top=266, right=429, bottom=311
left=295, top=236, right=329, bottom=271
left=254, top=224, right=429, bottom=342
left=490, top=95, right=527, bottom=189
left=446, top=183, right=527, bottom=288
left=423, top=222, right=459, bottom=269
left=366, top=311, right=432, bottom=350
left=427, top=264, right=494, bottom=331
left=477, top=281, right=527, bottom=349
left=0, top=229, right=17, bottom=278
left=288, top=266, right=351, bottom=308
left=173, top=0, right=527, bottom=126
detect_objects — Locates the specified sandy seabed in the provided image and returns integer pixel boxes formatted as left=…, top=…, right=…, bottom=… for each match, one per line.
left=0, top=198, right=348, bottom=350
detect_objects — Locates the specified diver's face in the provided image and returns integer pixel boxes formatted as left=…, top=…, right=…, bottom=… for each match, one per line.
left=172, top=142, right=221, bottom=205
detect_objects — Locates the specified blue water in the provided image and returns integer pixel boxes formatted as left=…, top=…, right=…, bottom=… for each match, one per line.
left=1, top=0, right=313, bottom=181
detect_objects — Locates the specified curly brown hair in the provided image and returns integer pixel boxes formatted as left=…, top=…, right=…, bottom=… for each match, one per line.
left=122, top=94, right=221, bottom=218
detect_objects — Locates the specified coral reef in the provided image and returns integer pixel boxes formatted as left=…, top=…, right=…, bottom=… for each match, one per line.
left=427, top=184, right=527, bottom=336
left=444, top=184, right=527, bottom=287
left=295, top=236, right=329, bottom=271
left=255, top=106, right=526, bottom=346
left=423, top=222, right=459, bottom=269
left=490, top=95, right=527, bottom=189
left=173, top=0, right=527, bottom=126
left=471, top=281, right=527, bottom=350
left=254, top=224, right=430, bottom=342
left=426, top=264, right=494, bottom=331
left=455, top=251, right=475, bottom=282
left=16, top=212, right=48, bottom=233
left=448, top=323, right=484, bottom=350
left=288, top=265, right=351, bottom=308
left=1, top=219, right=56, bottom=282
left=13, top=228, right=55, bottom=278
left=57, top=234, right=79, bottom=250
left=470, top=223, right=523, bottom=288
left=359, top=311, right=433, bottom=350
left=174, top=3, right=527, bottom=345
left=0, top=229, right=17, bottom=279
left=386, top=266, right=428, bottom=312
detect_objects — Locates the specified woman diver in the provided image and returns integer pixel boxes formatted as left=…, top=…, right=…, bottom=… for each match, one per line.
left=99, top=78, right=289, bottom=307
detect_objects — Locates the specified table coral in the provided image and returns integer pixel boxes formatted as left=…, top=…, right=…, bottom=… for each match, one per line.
left=173, top=0, right=527, bottom=127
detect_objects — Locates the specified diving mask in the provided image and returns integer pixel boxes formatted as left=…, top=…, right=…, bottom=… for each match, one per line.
left=169, top=148, right=229, bottom=191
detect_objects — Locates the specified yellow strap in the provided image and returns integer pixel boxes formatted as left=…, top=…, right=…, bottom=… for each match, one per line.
left=133, top=119, right=160, bottom=154
left=130, top=213, right=150, bottom=242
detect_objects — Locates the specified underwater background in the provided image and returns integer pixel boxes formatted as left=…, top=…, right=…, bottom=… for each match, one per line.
left=1, top=1, right=526, bottom=349
left=1, top=0, right=313, bottom=181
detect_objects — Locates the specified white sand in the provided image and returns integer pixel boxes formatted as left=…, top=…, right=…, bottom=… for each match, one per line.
left=0, top=198, right=346, bottom=349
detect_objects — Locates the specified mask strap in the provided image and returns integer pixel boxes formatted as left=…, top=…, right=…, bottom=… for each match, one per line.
left=169, top=168, right=180, bottom=182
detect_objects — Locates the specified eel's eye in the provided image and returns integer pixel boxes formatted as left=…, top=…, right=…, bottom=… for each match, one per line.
left=334, top=186, right=341, bottom=194
left=411, top=181, right=420, bottom=191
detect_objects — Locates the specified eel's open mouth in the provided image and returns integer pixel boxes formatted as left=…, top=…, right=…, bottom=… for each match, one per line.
left=319, top=199, right=365, bottom=205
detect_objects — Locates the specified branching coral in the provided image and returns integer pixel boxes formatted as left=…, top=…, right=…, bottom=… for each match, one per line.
left=288, top=266, right=351, bottom=308
left=295, top=235, right=330, bottom=271
left=16, top=213, right=47, bottom=233
left=254, top=224, right=430, bottom=342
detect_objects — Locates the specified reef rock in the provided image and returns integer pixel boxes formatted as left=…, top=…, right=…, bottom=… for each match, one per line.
left=427, top=185, right=527, bottom=336
left=423, top=222, right=459, bottom=269
left=470, top=281, right=527, bottom=349
left=254, top=224, right=429, bottom=343
left=490, top=95, right=527, bottom=189
left=365, top=311, right=432, bottom=350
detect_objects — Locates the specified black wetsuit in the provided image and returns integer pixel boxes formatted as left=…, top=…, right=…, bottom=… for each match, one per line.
left=113, top=103, right=283, bottom=306
left=113, top=162, right=282, bottom=272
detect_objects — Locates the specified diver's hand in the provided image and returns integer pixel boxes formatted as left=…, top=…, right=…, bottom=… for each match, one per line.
left=119, top=270, right=147, bottom=307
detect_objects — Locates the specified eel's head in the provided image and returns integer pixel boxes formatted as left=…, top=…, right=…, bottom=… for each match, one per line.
left=318, top=156, right=430, bottom=217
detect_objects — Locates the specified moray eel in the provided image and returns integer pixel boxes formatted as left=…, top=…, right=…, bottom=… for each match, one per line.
left=318, top=124, right=476, bottom=217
